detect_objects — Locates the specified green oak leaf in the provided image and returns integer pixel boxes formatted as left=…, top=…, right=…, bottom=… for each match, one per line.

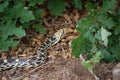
left=48, top=0, right=65, bottom=16
left=19, top=8, right=35, bottom=23
left=90, top=51, right=101, bottom=63
left=28, top=0, right=44, bottom=6
left=0, top=1, right=8, bottom=12
left=82, top=60, right=93, bottom=72
left=34, top=9, right=43, bottom=20
left=34, top=24, right=46, bottom=34
left=102, top=0, right=117, bottom=13
left=95, top=29, right=101, bottom=40
left=71, top=36, right=90, bottom=58
left=101, top=50, right=115, bottom=62
left=98, top=16, right=115, bottom=29
left=73, top=0, right=82, bottom=9
left=0, top=38, right=18, bottom=51
left=0, top=23, right=26, bottom=40
left=82, top=51, right=101, bottom=72
left=101, top=27, right=111, bottom=47
left=9, top=3, right=35, bottom=23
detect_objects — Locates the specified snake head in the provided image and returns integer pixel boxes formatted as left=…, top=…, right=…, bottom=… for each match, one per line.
left=52, top=28, right=67, bottom=46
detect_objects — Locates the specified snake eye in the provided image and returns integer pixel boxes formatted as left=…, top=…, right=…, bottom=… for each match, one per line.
left=51, top=37, right=56, bottom=44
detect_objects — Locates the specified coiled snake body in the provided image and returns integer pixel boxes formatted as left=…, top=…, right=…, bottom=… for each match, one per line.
left=0, top=28, right=67, bottom=71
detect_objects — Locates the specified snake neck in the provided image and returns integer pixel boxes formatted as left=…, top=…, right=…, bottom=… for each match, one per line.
left=37, top=37, right=56, bottom=57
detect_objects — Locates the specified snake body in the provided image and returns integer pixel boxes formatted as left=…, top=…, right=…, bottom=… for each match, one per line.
left=0, top=28, right=67, bottom=71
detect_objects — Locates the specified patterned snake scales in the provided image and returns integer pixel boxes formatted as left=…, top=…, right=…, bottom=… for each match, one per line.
left=0, top=28, right=67, bottom=71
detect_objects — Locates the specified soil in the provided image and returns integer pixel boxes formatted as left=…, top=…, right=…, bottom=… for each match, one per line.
left=0, top=57, right=95, bottom=80
left=0, top=1, right=118, bottom=80
left=93, top=62, right=117, bottom=80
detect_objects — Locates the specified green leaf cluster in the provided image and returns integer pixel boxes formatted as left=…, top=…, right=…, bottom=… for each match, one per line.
left=27, top=0, right=44, bottom=6
left=73, top=0, right=82, bottom=10
left=47, top=0, right=65, bottom=16
left=71, top=36, right=90, bottom=58
left=82, top=51, right=101, bottom=72
left=0, top=0, right=82, bottom=51
left=72, top=0, right=120, bottom=62
left=0, top=1, right=45, bottom=51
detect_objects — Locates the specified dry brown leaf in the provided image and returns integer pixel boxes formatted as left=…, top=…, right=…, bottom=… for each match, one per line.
left=23, top=77, right=30, bottom=80
left=1, top=52, right=7, bottom=59
left=43, top=18, right=51, bottom=27
left=73, top=9, right=80, bottom=21
left=41, top=9, right=49, bottom=18
left=67, top=28, right=74, bottom=33
left=70, top=8, right=80, bottom=22
left=66, top=36, right=76, bottom=41
left=34, top=34, right=43, bottom=40
left=62, top=12, right=71, bottom=22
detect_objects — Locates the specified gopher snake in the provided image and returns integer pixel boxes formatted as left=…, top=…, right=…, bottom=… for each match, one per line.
left=0, top=28, right=67, bottom=71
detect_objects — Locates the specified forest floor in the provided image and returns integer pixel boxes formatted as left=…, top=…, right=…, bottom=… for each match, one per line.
left=0, top=3, right=118, bottom=80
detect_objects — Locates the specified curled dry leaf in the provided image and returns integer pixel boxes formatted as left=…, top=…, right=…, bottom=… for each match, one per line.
left=67, top=28, right=74, bottom=33
left=62, top=12, right=72, bottom=22
left=1, top=52, right=7, bottom=59
left=66, top=36, right=76, bottom=41
left=23, top=77, right=29, bottom=80
left=70, top=8, right=80, bottom=21
left=43, top=18, right=51, bottom=27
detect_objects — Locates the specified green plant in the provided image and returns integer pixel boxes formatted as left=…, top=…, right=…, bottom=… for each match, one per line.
left=73, top=0, right=82, bottom=10
left=0, top=0, right=83, bottom=52
left=82, top=51, right=101, bottom=72
left=47, top=0, right=65, bottom=16
left=72, top=0, right=120, bottom=62
left=0, top=0, right=57, bottom=51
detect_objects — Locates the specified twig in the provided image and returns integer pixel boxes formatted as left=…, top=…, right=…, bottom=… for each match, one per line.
left=79, top=54, right=99, bottom=80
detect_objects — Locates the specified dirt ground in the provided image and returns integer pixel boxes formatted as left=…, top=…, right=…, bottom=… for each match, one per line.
left=94, top=62, right=117, bottom=80
left=0, top=57, right=96, bottom=80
